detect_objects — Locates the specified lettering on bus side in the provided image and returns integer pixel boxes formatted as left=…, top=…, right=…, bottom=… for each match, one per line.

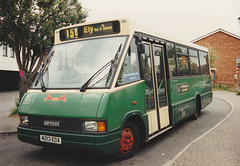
left=177, top=105, right=189, bottom=119
left=177, top=83, right=189, bottom=94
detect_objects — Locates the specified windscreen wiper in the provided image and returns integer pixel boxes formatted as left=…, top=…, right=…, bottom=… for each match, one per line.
left=34, top=51, right=54, bottom=92
left=80, top=44, right=122, bottom=92
left=35, top=67, right=46, bottom=92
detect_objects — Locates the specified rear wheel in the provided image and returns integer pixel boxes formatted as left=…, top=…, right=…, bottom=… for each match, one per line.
left=191, top=98, right=201, bottom=120
left=114, top=121, right=139, bottom=160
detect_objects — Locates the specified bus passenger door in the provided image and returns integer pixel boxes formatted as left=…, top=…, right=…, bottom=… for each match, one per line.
left=141, top=43, right=159, bottom=135
left=141, top=43, right=170, bottom=135
left=141, top=43, right=159, bottom=134
left=153, top=45, right=170, bottom=129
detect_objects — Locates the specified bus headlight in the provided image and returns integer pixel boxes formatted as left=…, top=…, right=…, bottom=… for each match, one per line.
left=20, top=115, right=29, bottom=126
left=82, top=120, right=106, bottom=132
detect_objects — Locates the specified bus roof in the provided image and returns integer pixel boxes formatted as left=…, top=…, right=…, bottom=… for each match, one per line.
left=54, top=18, right=208, bottom=52
left=127, top=19, right=208, bottom=52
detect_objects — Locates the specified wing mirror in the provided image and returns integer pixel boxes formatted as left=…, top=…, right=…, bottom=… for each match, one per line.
left=137, top=42, right=145, bottom=54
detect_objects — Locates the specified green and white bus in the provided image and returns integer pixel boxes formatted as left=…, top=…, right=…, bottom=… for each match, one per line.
left=18, top=19, right=212, bottom=159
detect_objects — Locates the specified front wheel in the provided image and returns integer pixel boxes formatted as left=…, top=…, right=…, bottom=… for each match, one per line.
left=114, top=122, right=139, bottom=160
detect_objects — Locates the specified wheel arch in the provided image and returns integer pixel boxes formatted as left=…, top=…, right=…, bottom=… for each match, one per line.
left=190, top=93, right=202, bottom=120
left=195, top=93, right=202, bottom=111
left=121, top=111, right=149, bottom=145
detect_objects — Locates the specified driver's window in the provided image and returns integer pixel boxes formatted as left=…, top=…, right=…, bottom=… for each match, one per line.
left=117, top=38, right=141, bottom=85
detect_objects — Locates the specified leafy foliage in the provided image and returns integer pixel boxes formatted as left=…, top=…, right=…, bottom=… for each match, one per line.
left=205, top=43, right=218, bottom=68
left=0, top=0, right=88, bottom=98
left=236, top=91, right=240, bottom=95
left=9, top=98, right=20, bottom=116
left=212, top=84, right=231, bottom=92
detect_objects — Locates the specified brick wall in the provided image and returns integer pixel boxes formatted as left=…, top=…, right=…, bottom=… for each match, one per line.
left=194, top=32, right=240, bottom=87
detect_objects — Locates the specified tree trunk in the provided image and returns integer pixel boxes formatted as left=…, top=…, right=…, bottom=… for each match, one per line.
left=19, top=76, right=30, bottom=100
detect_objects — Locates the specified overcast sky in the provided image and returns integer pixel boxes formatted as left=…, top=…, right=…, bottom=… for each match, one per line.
left=79, top=0, right=240, bottom=42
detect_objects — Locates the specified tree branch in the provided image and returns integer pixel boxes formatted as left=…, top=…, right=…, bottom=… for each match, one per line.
left=30, top=53, right=44, bottom=82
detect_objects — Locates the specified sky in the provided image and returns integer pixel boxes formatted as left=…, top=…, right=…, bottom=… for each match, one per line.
left=79, top=0, right=240, bottom=42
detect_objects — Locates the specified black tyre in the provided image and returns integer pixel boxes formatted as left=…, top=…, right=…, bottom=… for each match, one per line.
left=191, top=98, right=201, bottom=120
left=114, top=121, right=140, bottom=160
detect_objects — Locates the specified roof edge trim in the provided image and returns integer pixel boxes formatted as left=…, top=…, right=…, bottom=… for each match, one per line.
left=191, top=28, right=240, bottom=43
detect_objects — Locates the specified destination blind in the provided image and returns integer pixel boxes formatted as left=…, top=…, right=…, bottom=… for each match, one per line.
left=60, top=21, right=120, bottom=41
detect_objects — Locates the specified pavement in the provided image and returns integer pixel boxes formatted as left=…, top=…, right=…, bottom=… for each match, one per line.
left=169, top=91, right=240, bottom=166
left=0, top=91, right=19, bottom=133
left=0, top=91, right=239, bottom=165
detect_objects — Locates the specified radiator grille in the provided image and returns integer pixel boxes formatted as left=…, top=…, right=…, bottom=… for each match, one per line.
left=29, top=115, right=81, bottom=133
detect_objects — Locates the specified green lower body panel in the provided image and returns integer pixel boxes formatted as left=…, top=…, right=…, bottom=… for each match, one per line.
left=201, top=91, right=213, bottom=109
left=17, top=126, right=121, bottom=155
left=171, top=91, right=213, bottom=125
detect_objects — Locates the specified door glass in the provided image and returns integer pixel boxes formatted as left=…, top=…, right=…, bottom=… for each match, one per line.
left=141, top=44, right=155, bottom=111
left=153, top=46, right=167, bottom=107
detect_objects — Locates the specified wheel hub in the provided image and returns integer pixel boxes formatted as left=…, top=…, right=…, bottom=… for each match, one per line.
left=120, top=128, right=134, bottom=153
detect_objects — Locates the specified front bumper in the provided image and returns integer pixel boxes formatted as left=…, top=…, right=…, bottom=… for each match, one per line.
left=17, top=126, right=121, bottom=155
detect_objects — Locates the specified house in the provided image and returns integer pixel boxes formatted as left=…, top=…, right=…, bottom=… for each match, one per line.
left=192, top=28, right=240, bottom=89
left=0, top=45, right=20, bottom=91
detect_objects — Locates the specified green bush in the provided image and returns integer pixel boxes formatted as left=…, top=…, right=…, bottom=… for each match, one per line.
left=236, top=91, right=240, bottom=95
left=224, top=86, right=230, bottom=91
left=212, top=84, right=231, bottom=92
left=9, top=98, right=20, bottom=117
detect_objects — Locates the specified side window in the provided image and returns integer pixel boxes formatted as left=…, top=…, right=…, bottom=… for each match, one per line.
left=189, top=49, right=200, bottom=75
left=199, top=51, right=210, bottom=75
left=9, top=47, right=14, bottom=58
left=2, top=45, right=7, bottom=57
left=117, top=38, right=141, bottom=85
left=176, top=46, right=190, bottom=76
left=167, top=42, right=177, bottom=77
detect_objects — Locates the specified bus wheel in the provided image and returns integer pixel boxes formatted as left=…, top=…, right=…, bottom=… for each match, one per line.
left=115, top=122, right=139, bottom=160
left=191, top=98, right=201, bottom=120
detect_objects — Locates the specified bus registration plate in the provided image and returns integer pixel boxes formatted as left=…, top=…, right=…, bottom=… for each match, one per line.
left=40, top=135, right=62, bottom=144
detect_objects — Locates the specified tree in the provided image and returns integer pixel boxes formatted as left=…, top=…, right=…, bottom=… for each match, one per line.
left=205, top=43, right=218, bottom=68
left=0, top=0, right=87, bottom=99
